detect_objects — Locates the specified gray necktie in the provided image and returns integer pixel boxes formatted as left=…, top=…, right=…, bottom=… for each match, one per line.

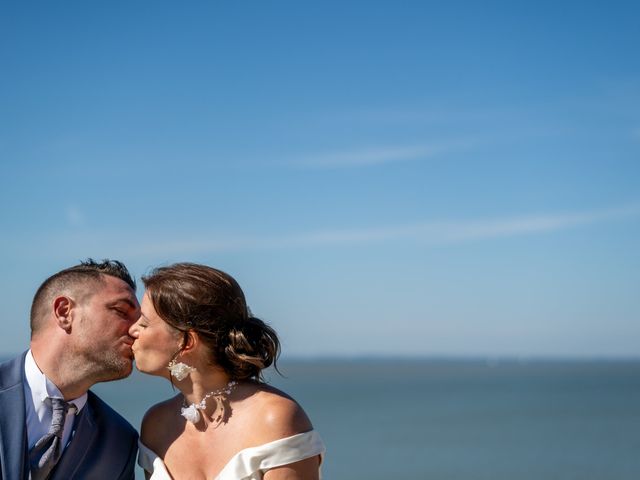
left=29, top=398, right=75, bottom=480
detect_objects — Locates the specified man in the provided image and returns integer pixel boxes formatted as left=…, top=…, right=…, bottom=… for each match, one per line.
left=0, top=259, right=141, bottom=480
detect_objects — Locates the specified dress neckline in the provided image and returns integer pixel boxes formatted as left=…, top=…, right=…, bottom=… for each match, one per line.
left=138, top=430, right=324, bottom=480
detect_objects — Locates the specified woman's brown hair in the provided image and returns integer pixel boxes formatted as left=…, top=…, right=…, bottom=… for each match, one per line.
left=142, top=263, right=280, bottom=381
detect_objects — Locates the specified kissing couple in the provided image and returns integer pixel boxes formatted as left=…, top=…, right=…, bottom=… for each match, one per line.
left=0, top=259, right=324, bottom=479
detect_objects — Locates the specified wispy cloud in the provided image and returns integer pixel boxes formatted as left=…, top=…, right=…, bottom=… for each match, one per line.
left=12, top=203, right=638, bottom=260
left=291, top=138, right=479, bottom=169
left=116, top=203, right=640, bottom=256
left=323, top=107, right=510, bottom=126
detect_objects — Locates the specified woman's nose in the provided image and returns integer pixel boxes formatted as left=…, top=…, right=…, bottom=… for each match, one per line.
left=128, top=321, right=139, bottom=338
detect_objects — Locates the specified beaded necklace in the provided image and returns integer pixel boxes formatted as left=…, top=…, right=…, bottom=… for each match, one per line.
left=180, top=380, right=238, bottom=424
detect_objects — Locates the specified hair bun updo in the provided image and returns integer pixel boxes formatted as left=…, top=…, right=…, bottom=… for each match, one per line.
left=223, top=316, right=280, bottom=380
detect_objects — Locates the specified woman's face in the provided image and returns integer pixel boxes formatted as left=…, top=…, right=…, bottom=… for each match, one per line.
left=129, top=291, right=183, bottom=378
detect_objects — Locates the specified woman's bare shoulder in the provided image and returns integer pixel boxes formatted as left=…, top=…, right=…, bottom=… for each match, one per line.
left=140, top=394, right=183, bottom=450
left=245, top=384, right=314, bottom=443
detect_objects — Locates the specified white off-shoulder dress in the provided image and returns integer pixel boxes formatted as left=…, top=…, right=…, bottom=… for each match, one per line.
left=138, top=430, right=325, bottom=480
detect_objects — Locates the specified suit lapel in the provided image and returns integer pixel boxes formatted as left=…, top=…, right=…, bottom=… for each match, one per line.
left=0, top=353, right=29, bottom=480
left=50, top=397, right=98, bottom=480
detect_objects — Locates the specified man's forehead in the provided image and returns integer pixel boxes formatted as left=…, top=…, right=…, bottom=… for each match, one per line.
left=101, top=274, right=135, bottom=290
left=95, top=276, right=138, bottom=302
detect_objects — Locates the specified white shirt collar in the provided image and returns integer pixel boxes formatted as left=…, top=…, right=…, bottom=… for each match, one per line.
left=25, top=349, right=88, bottom=413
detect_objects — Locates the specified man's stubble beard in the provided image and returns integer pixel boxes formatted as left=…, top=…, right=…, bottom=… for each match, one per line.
left=73, top=322, right=133, bottom=384
left=88, top=347, right=133, bottom=383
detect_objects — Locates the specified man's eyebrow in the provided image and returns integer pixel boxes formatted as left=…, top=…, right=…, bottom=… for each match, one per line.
left=107, top=298, right=138, bottom=310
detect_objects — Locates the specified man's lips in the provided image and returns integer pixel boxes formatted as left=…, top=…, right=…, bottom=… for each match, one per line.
left=122, top=339, right=135, bottom=356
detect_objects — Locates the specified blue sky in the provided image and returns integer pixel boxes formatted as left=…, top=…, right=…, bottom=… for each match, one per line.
left=1, top=1, right=639, bottom=358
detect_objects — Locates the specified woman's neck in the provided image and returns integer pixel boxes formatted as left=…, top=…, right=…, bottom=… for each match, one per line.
left=179, top=368, right=234, bottom=405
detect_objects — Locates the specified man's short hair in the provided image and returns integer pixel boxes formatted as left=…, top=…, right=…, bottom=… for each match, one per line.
left=30, top=259, right=136, bottom=334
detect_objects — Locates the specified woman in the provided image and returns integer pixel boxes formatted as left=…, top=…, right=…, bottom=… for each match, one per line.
left=129, top=263, right=324, bottom=479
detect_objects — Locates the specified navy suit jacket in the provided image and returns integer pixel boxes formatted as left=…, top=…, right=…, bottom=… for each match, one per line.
left=0, top=353, right=138, bottom=480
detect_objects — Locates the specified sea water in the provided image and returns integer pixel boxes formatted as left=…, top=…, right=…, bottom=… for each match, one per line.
left=91, top=358, right=640, bottom=479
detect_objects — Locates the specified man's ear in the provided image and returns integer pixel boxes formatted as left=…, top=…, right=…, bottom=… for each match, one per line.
left=52, top=296, right=74, bottom=333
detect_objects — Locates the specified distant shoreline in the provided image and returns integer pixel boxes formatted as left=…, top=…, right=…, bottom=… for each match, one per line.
left=3, top=352, right=640, bottom=365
